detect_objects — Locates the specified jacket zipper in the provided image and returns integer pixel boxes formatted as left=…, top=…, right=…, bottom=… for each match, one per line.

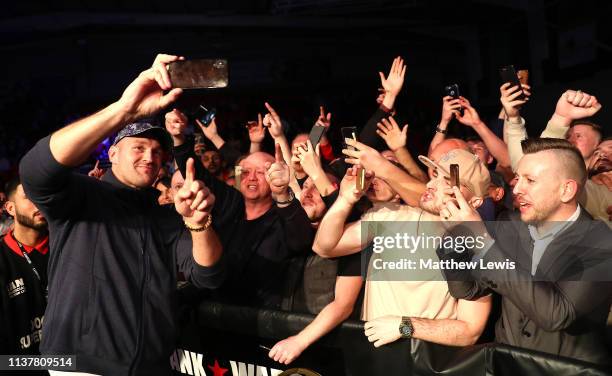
left=128, top=244, right=147, bottom=375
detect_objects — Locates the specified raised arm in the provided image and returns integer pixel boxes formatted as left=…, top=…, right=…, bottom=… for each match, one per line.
left=174, top=158, right=222, bottom=267
left=359, top=57, right=406, bottom=150
left=247, top=113, right=265, bottom=154
left=313, top=167, right=374, bottom=257
left=21, top=54, right=183, bottom=215
left=295, top=139, right=336, bottom=196
left=264, top=102, right=301, bottom=196
left=379, top=56, right=406, bottom=115
left=542, top=90, right=602, bottom=138
left=266, top=143, right=315, bottom=253
left=50, top=54, right=183, bottom=167
left=456, top=97, right=513, bottom=169
left=174, top=158, right=225, bottom=289
left=315, top=106, right=336, bottom=163
left=343, top=138, right=426, bottom=207
left=499, top=82, right=530, bottom=171
left=428, top=96, right=462, bottom=156
left=376, top=116, right=428, bottom=183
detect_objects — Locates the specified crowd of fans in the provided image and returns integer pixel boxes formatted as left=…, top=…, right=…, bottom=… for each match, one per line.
left=1, top=53, right=611, bottom=375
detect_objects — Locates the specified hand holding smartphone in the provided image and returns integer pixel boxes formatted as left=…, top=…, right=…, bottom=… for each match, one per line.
left=444, top=84, right=464, bottom=116
left=499, top=65, right=526, bottom=101
left=194, top=105, right=216, bottom=127
left=340, top=126, right=366, bottom=191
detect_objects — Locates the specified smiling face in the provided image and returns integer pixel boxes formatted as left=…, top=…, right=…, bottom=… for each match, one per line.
left=239, top=152, right=274, bottom=202
left=109, top=136, right=164, bottom=189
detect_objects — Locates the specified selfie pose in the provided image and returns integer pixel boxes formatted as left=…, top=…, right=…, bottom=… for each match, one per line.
left=19, top=54, right=225, bottom=376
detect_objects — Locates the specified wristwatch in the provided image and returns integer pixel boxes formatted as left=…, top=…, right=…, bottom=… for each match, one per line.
left=435, top=125, right=448, bottom=134
left=399, top=316, right=414, bottom=339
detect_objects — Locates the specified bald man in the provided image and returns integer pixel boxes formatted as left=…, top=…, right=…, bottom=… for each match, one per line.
left=170, top=129, right=315, bottom=309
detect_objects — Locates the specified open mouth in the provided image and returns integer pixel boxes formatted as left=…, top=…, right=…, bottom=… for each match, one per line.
left=517, top=200, right=532, bottom=212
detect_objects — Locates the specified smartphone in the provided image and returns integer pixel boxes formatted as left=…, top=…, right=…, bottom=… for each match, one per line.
left=340, top=126, right=358, bottom=151
left=167, top=59, right=228, bottom=89
left=194, top=105, right=216, bottom=127
left=450, top=164, right=460, bottom=188
left=444, top=84, right=464, bottom=116
left=308, top=125, right=326, bottom=148
left=499, top=65, right=525, bottom=100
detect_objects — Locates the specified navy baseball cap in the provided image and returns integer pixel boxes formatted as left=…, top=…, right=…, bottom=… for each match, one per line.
left=113, top=122, right=173, bottom=153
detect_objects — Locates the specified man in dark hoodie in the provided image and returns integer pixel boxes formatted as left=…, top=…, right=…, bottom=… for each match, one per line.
left=19, top=53, right=225, bottom=376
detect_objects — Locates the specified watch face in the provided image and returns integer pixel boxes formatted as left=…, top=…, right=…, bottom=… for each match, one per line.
left=400, top=324, right=412, bottom=336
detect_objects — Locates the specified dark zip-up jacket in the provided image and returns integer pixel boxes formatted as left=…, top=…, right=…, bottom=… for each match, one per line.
left=174, top=140, right=314, bottom=310
left=19, top=136, right=225, bottom=376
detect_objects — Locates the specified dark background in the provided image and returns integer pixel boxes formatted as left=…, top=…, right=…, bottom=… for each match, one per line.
left=1, top=0, right=610, bottom=177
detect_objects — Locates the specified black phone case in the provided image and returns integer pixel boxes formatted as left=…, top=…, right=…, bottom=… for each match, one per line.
left=308, top=125, right=326, bottom=147
left=499, top=65, right=525, bottom=100
left=444, top=84, right=464, bottom=116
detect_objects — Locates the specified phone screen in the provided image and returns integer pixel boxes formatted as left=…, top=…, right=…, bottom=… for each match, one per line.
left=167, top=59, right=228, bottom=89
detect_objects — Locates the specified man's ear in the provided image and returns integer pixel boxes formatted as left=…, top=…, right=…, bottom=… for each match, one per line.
left=560, top=180, right=579, bottom=203
left=469, top=196, right=484, bottom=209
left=4, top=200, right=15, bottom=218
left=108, top=145, right=118, bottom=164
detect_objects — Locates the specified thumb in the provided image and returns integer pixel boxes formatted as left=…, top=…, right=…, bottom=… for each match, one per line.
left=185, top=158, right=195, bottom=183
left=591, top=101, right=602, bottom=112
left=275, top=143, right=283, bottom=163
left=378, top=72, right=386, bottom=83
left=402, top=124, right=408, bottom=135
left=159, top=88, right=183, bottom=109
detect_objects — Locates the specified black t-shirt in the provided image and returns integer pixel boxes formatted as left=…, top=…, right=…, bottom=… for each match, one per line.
left=336, top=252, right=362, bottom=277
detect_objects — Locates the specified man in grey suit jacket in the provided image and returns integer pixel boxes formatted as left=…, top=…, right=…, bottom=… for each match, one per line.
left=437, top=137, right=612, bottom=365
